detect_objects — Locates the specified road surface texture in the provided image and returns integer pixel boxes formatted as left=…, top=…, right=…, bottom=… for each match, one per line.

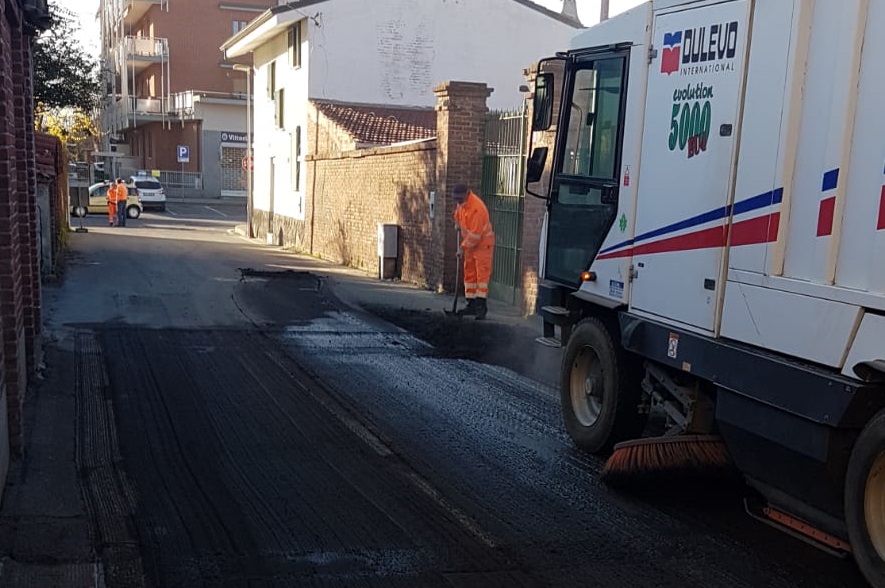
left=1, top=202, right=867, bottom=586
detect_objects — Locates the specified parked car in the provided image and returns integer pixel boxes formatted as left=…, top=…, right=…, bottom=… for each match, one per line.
left=71, top=181, right=142, bottom=219
left=130, top=175, right=166, bottom=211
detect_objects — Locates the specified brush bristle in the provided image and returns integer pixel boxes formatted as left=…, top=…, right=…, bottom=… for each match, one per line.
left=601, top=435, right=736, bottom=487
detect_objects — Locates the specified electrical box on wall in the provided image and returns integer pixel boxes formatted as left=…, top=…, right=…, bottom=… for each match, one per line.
left=377, top=223, right=399, bottom=280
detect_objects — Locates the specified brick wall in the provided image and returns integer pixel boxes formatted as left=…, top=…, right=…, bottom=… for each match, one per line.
left=0, top=0, right=44, bottom=461
left=305, top=141, right=436, bottom=284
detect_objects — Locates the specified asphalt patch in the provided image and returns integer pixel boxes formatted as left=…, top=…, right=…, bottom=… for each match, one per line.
left=363, top=306, right=558, bottom=387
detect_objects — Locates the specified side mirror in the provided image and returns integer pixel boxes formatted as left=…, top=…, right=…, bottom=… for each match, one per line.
left=526, top=147, right=548, bottom=184
left=531, top=73, right=554, bottom=131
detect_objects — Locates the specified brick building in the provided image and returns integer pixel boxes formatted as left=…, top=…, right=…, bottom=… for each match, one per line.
left=0, top=0, right=51, bottom=499
left=98, top=0, right=273, bottom=197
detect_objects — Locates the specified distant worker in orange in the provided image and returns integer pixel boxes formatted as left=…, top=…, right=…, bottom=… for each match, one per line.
left=106, top=181, right=118, bottom=226
left=114, top=178, right=129, bottom=227
left=452, top=183, right=494, bottom=320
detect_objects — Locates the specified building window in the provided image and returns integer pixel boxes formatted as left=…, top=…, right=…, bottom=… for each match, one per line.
left=288, top=22, right=302, bottom=68
left=233, top=20, right=249, bottom=34
left=275, top=88, right=285, bottom=129
left=266, top=61, right=276, bottom=99
left=292, top=126, right=301, bottom=191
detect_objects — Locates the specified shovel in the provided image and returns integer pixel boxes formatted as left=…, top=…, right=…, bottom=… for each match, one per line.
left=444, top=229, right=463, bottom=316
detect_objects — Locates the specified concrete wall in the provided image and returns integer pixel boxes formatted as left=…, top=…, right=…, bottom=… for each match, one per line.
left=306, top=0, right=584, bottom=109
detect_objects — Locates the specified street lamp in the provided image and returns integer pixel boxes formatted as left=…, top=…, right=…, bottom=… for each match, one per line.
left=232, top=63, right=254, bottom=238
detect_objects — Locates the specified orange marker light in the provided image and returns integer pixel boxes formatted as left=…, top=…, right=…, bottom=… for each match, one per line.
left=581, top=271, right=596, bottom=282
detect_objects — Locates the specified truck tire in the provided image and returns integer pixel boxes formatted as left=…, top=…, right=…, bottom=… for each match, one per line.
left=560, top=318, right=645, bottom=454
left=846, top=408, right=885, bottom=588
left=127, top=205, right=141, bottom=219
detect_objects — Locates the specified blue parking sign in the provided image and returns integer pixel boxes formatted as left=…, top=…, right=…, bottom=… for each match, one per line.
left=177, top=145, right=190, bottom=163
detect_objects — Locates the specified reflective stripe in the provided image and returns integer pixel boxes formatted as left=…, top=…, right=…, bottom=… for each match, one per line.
left=475, top=283, right=488, bottom=290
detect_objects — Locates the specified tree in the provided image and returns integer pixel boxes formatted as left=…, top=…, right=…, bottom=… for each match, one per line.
left=32, top=1, right=100, bottom=112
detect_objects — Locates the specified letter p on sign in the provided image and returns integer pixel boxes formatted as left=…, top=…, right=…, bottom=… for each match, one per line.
left=177, top=145, right=190, bottom=163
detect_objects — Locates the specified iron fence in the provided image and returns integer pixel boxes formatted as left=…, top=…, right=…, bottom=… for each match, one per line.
left=481, top=106, right=529, bottom=304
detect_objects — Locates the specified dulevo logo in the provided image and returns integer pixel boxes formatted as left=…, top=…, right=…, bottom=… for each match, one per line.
left=661, top=21, right=740, bottom=76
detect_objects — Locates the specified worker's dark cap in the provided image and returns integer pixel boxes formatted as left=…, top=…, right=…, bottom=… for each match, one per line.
left=115, top=177, right=123, bottom=182
left=452, top=183, right=468, bottom=196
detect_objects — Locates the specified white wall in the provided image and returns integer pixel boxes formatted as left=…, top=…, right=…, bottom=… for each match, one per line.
left=306, top=0, right=586, bottom=109
left=197, top=103, right=249, bottom=133
left=253, top=23, right=309, bottom=220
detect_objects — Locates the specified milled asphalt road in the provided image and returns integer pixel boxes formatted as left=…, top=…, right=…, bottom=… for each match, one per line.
left=0, top=202, right=868, bottom=586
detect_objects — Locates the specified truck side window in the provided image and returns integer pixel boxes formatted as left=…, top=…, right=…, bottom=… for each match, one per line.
left=558, top=58, right=624, bottom=181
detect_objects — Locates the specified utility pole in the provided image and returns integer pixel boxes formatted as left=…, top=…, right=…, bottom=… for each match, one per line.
left=233, top=64, right=253, bottom=238
left=601, top=0, right=610, bottom=21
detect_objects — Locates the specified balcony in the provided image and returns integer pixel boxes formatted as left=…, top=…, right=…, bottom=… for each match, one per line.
left=105, top=94, right=172, bottom=133
left=171, top=91, right=247, bottom=119
left=110, top=0, right=168, bottom=27
left=119, top=36, right=168, bottom=74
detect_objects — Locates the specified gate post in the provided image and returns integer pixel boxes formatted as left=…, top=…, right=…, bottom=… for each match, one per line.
left=432, top=81, right=493, bottom=293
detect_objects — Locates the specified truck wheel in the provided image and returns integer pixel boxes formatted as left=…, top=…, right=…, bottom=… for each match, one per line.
left=846, top=409, right=885, bottom=588
left=560, top=318, right=645, bottom=454
left=127, top=206, right=141, bottom=219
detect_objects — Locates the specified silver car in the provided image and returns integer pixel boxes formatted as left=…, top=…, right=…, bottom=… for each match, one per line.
left=130, top=175, right=167, bottom=211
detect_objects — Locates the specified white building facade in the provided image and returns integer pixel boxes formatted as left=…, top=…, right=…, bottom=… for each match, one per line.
left=222, top=0, right=584, bottom=223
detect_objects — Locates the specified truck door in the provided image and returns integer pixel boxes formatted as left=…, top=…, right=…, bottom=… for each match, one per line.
left=629, top=0, right=750, bottom=333
left=527, top=50, right=630, bottom=287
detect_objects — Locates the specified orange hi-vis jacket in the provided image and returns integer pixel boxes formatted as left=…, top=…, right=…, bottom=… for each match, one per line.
left=114, top=183, right=129, bottom=203
left=453, top=191, right=494, bottom=250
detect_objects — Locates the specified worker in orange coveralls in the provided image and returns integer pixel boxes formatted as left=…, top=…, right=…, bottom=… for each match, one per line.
left=106, top=181, right=118, bottom=226
left=452, top=183, right=494, bottom=320
left=114, top=178, right=129, bottom=227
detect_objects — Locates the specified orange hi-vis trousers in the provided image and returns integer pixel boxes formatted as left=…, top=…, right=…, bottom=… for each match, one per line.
left=108, top=201, right=117, bottom=224
left=463, top=238, right=494, bottom=299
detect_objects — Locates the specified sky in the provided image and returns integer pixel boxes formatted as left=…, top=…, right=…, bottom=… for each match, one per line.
left=68, top=0, right=647, bottom=58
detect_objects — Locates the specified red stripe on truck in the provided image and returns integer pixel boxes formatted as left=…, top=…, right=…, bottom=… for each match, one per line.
left=878, top=186, right=885, bottom=231
left=596, top=213, right=780, bottom=260
left=816, top=196, right=836, bottom=237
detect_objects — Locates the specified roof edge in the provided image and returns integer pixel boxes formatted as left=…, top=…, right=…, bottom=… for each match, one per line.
left=509, top=0, right=583, bottom=27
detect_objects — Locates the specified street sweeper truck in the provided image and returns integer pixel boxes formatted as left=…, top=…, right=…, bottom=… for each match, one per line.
left=525, top=0, right=885, bottom=584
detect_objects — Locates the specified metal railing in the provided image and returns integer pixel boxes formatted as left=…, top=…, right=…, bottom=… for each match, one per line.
left=155, top=171, right=203, bottom=198
left=170, top=90, right=246, bottom=118
left=121, top=35, right=168, bottom=60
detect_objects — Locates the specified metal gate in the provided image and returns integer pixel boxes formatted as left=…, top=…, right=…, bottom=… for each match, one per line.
left=220, top=146, right=247, bottom=197
left=481, top=107, right=529, bottom=304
